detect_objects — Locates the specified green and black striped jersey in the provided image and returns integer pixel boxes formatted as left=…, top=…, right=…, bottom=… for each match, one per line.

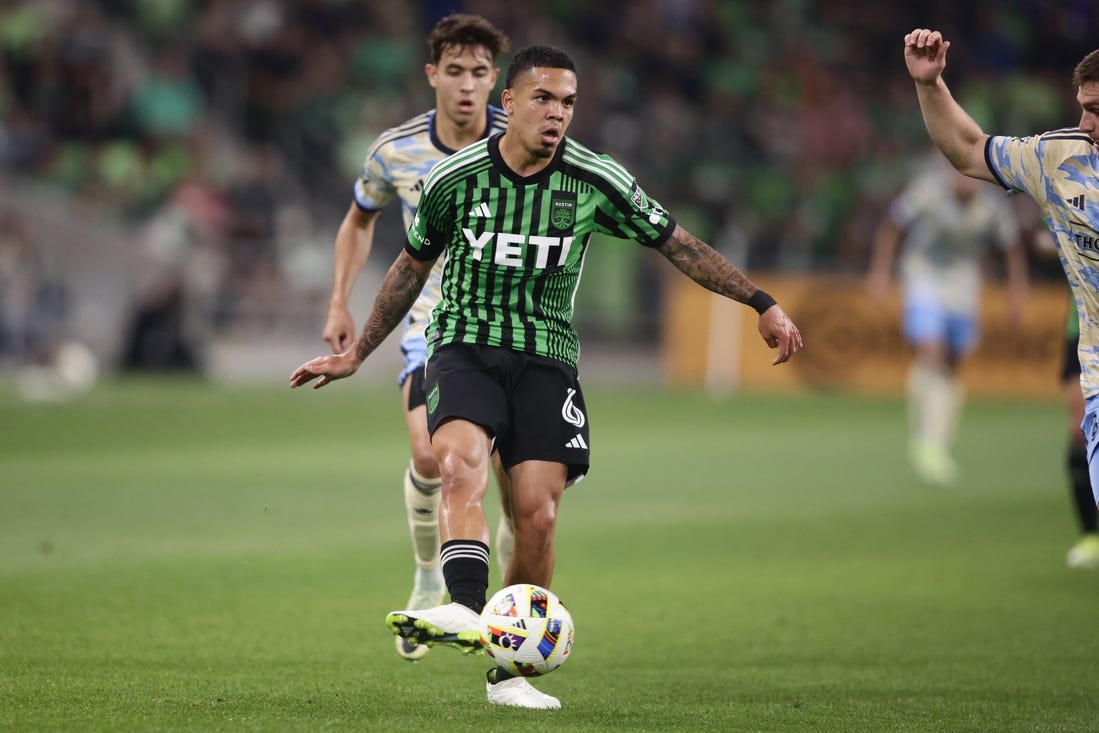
left=406, top=134, right=675, bottom=368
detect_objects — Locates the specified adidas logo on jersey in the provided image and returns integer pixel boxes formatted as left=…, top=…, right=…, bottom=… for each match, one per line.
left=467, top=202, right=492, bottom=218
left=1067, top=194, right=1086, bottom=210
left=565, top=434, right=587, bottom=449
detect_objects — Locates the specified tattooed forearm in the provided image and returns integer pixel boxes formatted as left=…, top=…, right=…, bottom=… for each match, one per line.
left=657, top=225, right=759, bottom=303
left=354, top=251, right=430, bottom=362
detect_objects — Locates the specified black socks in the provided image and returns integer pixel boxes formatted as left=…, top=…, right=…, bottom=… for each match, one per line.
left=441, top=539, right=490, bottom=613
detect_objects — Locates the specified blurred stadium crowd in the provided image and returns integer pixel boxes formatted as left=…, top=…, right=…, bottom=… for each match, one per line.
left=0, top=0, right=1095, bottom=377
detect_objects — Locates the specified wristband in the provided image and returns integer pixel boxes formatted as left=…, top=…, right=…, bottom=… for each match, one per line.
left=746, top=289, right=777, bottom=315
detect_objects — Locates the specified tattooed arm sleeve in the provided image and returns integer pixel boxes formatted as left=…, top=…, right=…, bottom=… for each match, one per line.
left=655, top=224, right=761, bottom=304
left=353, top=251, right=434, bottom=362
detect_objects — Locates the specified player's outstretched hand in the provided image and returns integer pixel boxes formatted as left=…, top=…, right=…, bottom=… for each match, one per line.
left=757, top=305, right=803, bottom=366
left=290, top=351, right=361, bottom=389
left=904, top=28, right=949, bottom=85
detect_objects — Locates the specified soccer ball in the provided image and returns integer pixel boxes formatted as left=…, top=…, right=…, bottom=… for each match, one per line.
left=480, top=583, right=574, bottom=677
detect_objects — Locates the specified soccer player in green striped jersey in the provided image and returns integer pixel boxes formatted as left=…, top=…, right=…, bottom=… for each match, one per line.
left=318, top=14, right=513, bottom=663
left=292, top=45, right=802, bottom=709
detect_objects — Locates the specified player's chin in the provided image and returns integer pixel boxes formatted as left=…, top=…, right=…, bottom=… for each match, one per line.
left=534, top=136, right=560, bottom=155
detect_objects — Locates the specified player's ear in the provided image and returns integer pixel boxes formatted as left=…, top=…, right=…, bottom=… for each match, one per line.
left=501, top=87, right=512, bottom=112
left=425, top=63, right=438, bottom=88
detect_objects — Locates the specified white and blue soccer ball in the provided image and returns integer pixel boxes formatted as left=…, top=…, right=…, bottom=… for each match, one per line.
left=480, top=583, right=574, bottom=677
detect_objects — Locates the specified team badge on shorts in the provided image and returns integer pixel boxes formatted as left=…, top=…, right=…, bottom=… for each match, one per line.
left=427, top=383, right=440, bottom=414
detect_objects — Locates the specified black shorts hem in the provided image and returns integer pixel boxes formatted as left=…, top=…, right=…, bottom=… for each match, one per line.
left=405, top=367, right=428, bottom=410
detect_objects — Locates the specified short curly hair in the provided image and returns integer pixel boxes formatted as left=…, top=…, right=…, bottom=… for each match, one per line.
left=1072, top=48, right=1099, bottom=90
left=427, top=14, right=510, bottom=64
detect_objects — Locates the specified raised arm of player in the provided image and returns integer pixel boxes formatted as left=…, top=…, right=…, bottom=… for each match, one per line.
left=323, top=204, right=380, bottom=352
left=904, top=28, right=995, bottom=183
left=657, top=224, right=803, bottom=365
left=291, top=250, right=436, bottom=389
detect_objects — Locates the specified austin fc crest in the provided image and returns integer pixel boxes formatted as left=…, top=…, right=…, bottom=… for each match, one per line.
left=550, top=193, right=576, bottom=230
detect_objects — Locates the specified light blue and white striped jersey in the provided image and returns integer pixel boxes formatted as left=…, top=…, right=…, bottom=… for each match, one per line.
left=353, top=106, right=507, bottom=368
left=987, top=129, right=1099, bottom=396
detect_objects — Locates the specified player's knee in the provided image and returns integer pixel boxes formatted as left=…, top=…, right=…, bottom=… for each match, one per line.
left=436, top=447, right=481, bottom=475
left=514, top=500, right=558, bottom=546
left=409, top=446, right=439, bottom=480
left=436, top=449, right=487, bottom=495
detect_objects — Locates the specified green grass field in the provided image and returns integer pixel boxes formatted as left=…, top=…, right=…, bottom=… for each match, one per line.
left=2, top=378, right=1097, bottom=732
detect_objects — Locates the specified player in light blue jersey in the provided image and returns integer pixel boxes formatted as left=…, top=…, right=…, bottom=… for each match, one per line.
left=321, top=14, right=512, bottom=662
left=867, top=160, right=1028, bottom=485
left=903, top=29, right=1099, bottom=514
left=1059, top=299, right=1099, bottom=567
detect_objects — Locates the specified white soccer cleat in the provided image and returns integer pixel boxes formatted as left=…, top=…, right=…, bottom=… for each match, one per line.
left=486, top=674, right=561, bottom=709
left=386, top=602, right=483, bottom=653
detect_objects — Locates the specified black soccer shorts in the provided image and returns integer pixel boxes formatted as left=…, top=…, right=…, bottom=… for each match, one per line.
left=404, top=364, right=428, bottom=410
left=424, top=343, right=590, bottom=486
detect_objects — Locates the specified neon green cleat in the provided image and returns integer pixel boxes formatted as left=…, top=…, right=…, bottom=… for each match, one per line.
left=386, top=602, right=484, bottom=654
left=910, top=441, right=958, bottom=486
left=1066, top=534, right=1099, bottom=569
left=393, top=584, right=446, bottom=661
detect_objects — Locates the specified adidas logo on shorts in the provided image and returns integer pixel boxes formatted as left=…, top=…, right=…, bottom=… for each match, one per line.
left=565, top=434, right=587, bottom=449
